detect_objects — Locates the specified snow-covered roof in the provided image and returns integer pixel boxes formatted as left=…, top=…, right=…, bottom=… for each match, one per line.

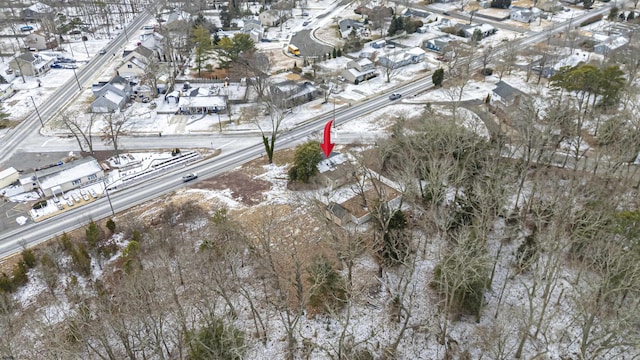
left=27, top=2, right=52, bottom=13
left=317, top=153, right=348, bottom=173
left=179, top=95, right=226, bottom=108
left=0, top=167, right=18, bottom=179
left=37, top=157, right=102, bottom=190
left=103, top=90, right=124, bottom=105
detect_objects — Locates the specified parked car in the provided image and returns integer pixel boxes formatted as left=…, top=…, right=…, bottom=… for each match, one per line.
left=71, top=193, right=81, bottom=202
left=389, top=93, right=402, bottom=100
left=68, top=29, right=81, bottom=35
left=302, top=12, right=309, bottom=16
left=89, top=189, right=98, bottom=198
left=50, top=63, right=62, bottom=69
left=66, top=199, right=74, bottom=207
left=82, top=193, right=90, bottom=201
left=182, top=173, right=198, bottom=182
left=56, top=57, right=76, bottom=63
left=303, top=20, right=311, bottom=26
left=20, top=25, right=34, bottom=32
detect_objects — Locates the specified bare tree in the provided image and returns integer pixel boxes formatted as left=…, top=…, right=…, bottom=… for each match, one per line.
left=60, top=111, right=97, bottom=154
left=255, top=84, right=292, bottom=163
left=101, top=112, right=131, bottom=162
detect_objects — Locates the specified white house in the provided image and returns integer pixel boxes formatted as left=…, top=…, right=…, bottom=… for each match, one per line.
left=259, top=9, right=285, bottom=27
left=594, top=35, right=628, bottom=55
left=510, top=6, right=541, bottom=23
left=377, top=47, right=426, bottom=68
left=34, top=157, right=104, bottom=197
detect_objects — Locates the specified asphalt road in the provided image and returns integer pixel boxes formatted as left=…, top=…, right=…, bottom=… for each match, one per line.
left=0, top=4, right=614, bottom=259
left=0, top=9, right=155, bottom=166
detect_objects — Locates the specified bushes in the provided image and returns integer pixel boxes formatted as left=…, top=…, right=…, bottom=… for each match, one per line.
left=32, top=200, right=48, bottom=210
left=0, top=249, right=39, bottom=294
left=307, top=255, right=346, bottom=314
left=431, top=237, right=491, bottom=319
left=187, top=317, right=245, bottom=360
left=288, top=141, right=323, bottom=183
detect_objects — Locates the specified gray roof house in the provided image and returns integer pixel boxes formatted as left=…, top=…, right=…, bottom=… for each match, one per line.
left=270, top=80, right=320, bottom=105
left=425, top=35, right=458, bottom=53
left=91, top=76, right=132, bottom=113
left=401, top=8, right=431, bottom=18
left=9, top=52, right=53, bottom=76
left=491, top=80, right=526, bottom=109
left=21, top=2, right=52, bottom=19
left=339, top=19, right=364, bottom=38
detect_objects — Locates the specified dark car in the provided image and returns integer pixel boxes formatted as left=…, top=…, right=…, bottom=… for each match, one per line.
left=303, top=20, right=311, bottom=26
left=182, top=173, right=198, bottom=182
left=389, top=93, right=402, bottom=100
left=50, top=63, right=62, bottom=69
left=443, top=11, right=450, bottom=16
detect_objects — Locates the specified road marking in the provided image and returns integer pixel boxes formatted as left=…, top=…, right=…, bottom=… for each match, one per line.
left=216, top=140, right=236, bottom=149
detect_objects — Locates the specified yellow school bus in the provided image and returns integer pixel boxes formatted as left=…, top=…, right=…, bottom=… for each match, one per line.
left=288, top=44, right=300, bottom=56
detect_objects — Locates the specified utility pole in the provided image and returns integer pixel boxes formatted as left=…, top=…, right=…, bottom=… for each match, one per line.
left=72, top=67, right=81, bottom=90
left=103, top=177, right=115, bottom=216
left=30, top=96, right=44, bottom=127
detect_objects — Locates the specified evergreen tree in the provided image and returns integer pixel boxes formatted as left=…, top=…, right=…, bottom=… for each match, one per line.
left=432, top=68, right=445, bottom=87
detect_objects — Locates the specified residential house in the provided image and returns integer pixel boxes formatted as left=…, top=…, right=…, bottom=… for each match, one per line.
left=91, top=75, right=132, bottom=113
left=139, top=32, right=165, bottom=58
left=593, top=35, right=628, bottom=55
left=510, top=6, right=541, bottom=23
left=21, top=2, right=52, bottom=19
left=270, top=80, right=320, bottom=105
left=242, top=19, right=264, bottom=42
left=0, top=167, right=19, bottom=189
left=341, top=58, right=377, bottom=84
left=425, top=35, right=458, bottom=52
left=8, top=52, right=53, bottom=76
left=118, top=45, right=155, bottom=79
left=456, top=23, right=497, bottom=39
left=491, top=80, right=526, bottom=109
left=164, top=8, right=193, bottom=30
left=31, top=157, right=104, bottom=197
left=536, top=0, right=563, bottom=12
left=377, top=47, right=426, bottom=68
left=259, top=9, right=285, bottom=27
left=24, top=33, right=48, bottom=50
left=0, top=63, right=16, bottom=83
left=402, top=8, right=431, bottom=18
left=178, top=86, right=227, bottom=114
left=325, top=202, right=351, bottom=227
left=339, top=19, right=364, bottom=38
left=0, top=83, right=15, bottom=101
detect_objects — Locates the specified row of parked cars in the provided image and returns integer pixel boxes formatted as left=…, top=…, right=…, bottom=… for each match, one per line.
left=53, top=188, right=98, bottom=210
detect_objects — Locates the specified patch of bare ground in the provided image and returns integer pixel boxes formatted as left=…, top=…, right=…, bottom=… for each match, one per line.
left=193, top=171, right=271, bottom=206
